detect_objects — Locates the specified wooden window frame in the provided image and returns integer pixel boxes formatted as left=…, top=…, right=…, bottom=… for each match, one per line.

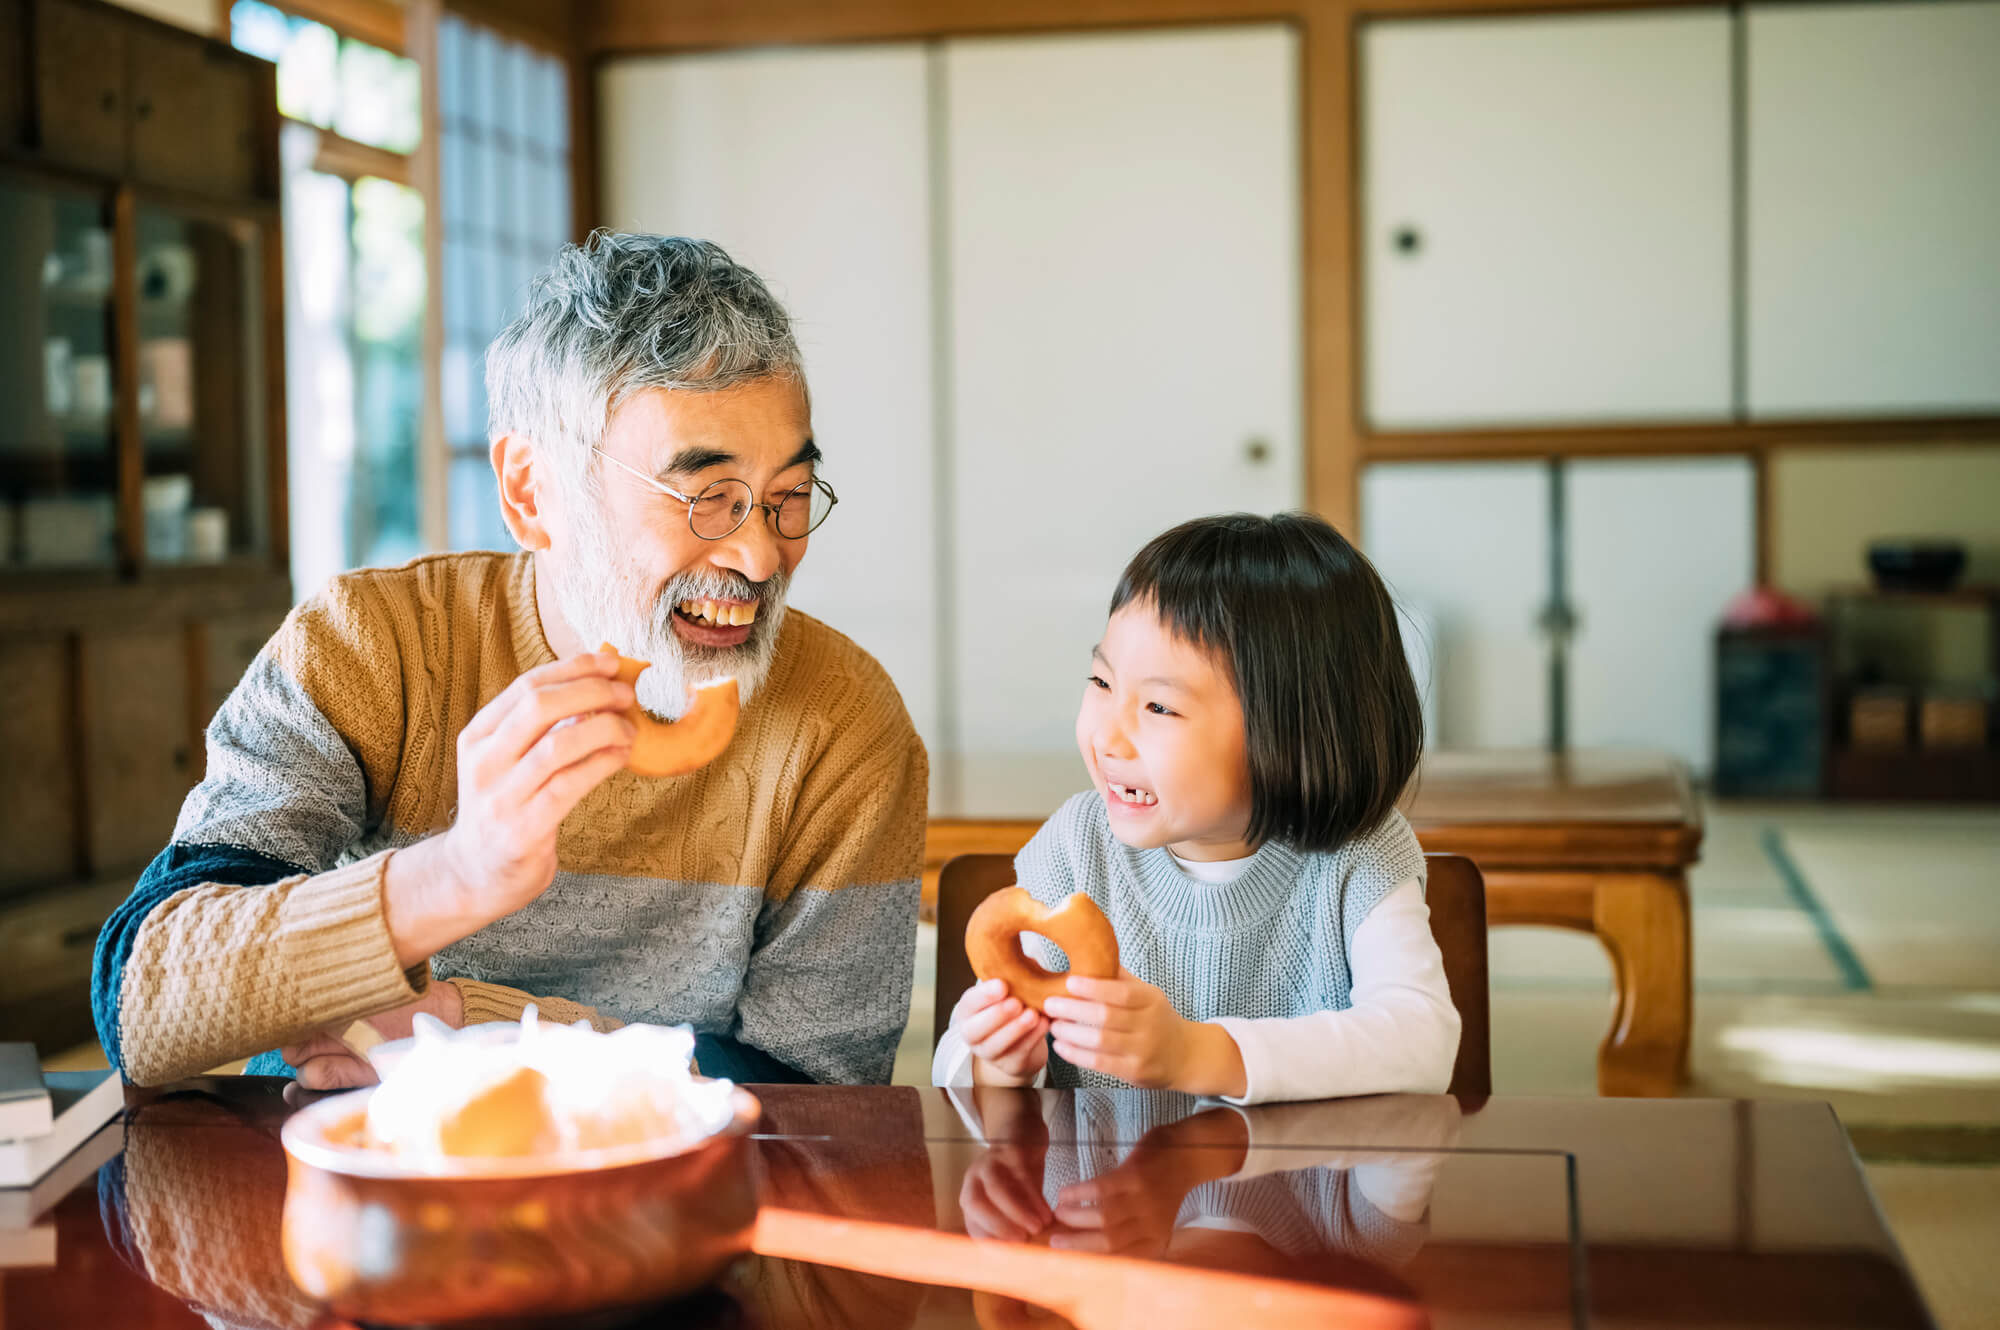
left=571, top=0, right=2000, bottom=543
left=217, top=0, right=594, bottom=551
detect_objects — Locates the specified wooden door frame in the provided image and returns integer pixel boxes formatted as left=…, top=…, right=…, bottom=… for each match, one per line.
left=573, top=0, right=2000, bottom=542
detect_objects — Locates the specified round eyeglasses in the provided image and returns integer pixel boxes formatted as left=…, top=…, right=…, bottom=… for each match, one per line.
left=595, top=447, right=839, bottom=541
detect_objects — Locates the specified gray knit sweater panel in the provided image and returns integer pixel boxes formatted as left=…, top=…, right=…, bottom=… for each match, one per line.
left=1016, top=792, right=1427, bottom=1090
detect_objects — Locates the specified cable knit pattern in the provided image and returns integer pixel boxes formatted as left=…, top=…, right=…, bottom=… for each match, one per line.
left=95, top=551, right=925, bottom=1086
left=1015, top=792, right=1427, bottom=1090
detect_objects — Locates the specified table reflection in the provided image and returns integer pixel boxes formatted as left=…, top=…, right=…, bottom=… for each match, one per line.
left=945, top=1088, right=1460, bottom=1326
left=94, top=1081, right=1462, bottom=1330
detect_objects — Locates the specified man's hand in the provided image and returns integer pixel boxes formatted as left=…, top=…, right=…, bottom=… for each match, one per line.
left=280, top=980, right=465, bottom=1092
left=951, top=979, right=1051, bottom=1086
left=1044, top=970, right=1248, bottom=1097
left=384, top=650, right=636, bottom=967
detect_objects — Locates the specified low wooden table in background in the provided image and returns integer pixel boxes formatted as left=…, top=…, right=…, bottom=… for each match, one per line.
left=925, top=749, right=1702, bottom=1098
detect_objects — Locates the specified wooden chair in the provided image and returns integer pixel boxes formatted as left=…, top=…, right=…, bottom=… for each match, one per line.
left=933, top=852, right=1491, bottom=1100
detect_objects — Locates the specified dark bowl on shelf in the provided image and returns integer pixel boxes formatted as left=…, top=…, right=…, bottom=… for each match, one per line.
left=1867, top=541, right=1966, bottom=593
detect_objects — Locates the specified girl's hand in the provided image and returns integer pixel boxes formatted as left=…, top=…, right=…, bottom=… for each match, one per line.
left=960, top=1147, right=1055, bottom=1243
left=951, top=979, right=1051, bottom=1086
left=1045, top=970, right=1248, bottom=1097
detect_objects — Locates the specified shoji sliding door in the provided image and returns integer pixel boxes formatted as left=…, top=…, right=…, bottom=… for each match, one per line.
left=596, top=47, right=941, bottom=747
left=598, top=27, right=1304, bottom=791
left=943, top=26, right=1305, bottom=762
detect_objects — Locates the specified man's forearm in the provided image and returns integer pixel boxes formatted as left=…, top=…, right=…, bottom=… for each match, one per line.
left=109, top=851, right=428, bottom=1085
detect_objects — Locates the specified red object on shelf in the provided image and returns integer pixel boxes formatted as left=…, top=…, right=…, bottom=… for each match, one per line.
left=1722, top=584, right=1819, bottom=630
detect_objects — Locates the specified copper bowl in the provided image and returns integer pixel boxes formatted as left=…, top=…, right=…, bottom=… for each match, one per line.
left=280, top=1084, right=762, bottom=1327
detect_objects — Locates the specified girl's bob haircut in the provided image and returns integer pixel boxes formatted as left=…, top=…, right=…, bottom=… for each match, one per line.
left=1109, top=511, right=1422, bottom=854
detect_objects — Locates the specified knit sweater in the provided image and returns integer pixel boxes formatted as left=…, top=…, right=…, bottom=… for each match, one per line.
left=90, top=551, right=926, bottom=1087
left=967, top=791, right=1434, bottom=1092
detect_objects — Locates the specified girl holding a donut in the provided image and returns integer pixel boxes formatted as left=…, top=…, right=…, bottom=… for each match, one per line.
left=933, top=512, right=1461, bottom=1103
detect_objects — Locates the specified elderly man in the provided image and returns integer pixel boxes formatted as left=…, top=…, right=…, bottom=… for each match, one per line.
left=90, top=234, right=926, bottom=1089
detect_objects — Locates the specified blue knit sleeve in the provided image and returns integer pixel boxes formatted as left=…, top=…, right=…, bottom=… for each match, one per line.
left=91, top=842, right=308, bottom=1076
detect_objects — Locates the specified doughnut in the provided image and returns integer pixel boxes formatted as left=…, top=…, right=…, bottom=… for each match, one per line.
left=603, top=645, right=742, bottom=777
left=965, top=887, right=1119, bottom=1013
left=433, top=1064, right=560, bottom=1158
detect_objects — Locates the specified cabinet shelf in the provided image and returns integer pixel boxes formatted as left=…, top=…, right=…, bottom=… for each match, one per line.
left=1828, top=585, right=2000, bottom=611
left=41, top=284, right=114, bottom=310
left=1828, top=746, right=2000, bottom=802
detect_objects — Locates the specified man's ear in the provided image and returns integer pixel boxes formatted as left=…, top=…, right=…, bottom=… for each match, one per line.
left=493, top=433, right=551, bottom=551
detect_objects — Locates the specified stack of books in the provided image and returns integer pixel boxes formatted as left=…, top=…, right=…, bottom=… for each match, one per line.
left=1, top=1044, right=125, bottom=1269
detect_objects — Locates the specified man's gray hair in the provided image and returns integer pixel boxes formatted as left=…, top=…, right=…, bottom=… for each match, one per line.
left=485, top=231, right=803, bottom=495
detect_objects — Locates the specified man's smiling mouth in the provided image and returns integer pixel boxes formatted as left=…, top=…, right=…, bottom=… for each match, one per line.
left=675, top=598, right=759, bottom=627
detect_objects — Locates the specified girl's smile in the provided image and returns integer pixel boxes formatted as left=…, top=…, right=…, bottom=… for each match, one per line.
left=1077, top=603, right=1256, bottom=861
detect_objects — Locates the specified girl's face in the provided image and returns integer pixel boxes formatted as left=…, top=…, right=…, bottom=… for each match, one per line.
left=1075, top=604, right=1255, bottom=861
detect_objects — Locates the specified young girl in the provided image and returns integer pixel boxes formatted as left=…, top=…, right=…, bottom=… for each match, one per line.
left=933, top=512, right=1460, bottom=1103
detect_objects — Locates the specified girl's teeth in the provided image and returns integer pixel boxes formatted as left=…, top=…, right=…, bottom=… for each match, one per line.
left=1111, top=783, right=1157, bottom=806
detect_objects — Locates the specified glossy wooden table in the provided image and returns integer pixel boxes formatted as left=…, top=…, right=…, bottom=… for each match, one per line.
left=3, top=1079, right=1929, bottom=1330
left=926, top=749, right=1703, bottom=1098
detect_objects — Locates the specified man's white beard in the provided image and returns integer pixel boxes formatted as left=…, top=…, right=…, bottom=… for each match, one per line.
left=547, top=500, right=789, bottom=720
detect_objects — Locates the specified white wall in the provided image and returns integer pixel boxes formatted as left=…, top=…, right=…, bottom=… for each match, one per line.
left=597, top=47, right=941, bottom=746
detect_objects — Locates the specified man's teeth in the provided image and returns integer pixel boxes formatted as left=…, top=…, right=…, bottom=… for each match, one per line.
left=1109, top=783, right=1157, bottom=807
left=678, top=598, right=759, bottom=627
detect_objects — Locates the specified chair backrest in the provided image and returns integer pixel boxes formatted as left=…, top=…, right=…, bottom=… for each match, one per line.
left=933, top=851, right=1491, bottom=1100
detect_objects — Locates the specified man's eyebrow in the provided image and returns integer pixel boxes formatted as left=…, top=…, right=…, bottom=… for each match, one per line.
left=659, top=446, right=736, bottom=477
left=659, top=439, right=819, bottom=479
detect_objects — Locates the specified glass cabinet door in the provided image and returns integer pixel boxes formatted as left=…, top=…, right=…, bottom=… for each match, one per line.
left=135, top=205, right=270, bottom=565
left=0, top=177, right=119, bottom=569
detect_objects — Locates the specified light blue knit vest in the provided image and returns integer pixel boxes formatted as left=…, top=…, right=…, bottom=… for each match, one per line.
left=1015, top=791, right=1427, bottom=1090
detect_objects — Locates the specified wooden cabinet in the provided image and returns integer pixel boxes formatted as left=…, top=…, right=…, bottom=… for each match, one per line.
left=29, top=0, right=126, bottom=177
left=201, top=608, right=284, bottom=723
left=128, top=19, right=258, bottom=199
left=13, top=0, right=267, bottom=202
left=1745, top=0, right=2000, bottom=418
left=1361, top=9, right=1734, bottom=430
left=0, top=0, right=27, bottom=150
left=0, top=637, right=77, bottom=892
left=80, top=627, right=195, bottom=871
left=0, top=0, right=287, bottom=1055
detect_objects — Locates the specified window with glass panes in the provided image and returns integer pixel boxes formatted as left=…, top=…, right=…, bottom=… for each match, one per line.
left=436, top=14, right=572, bottom=552
left=230, top=0, right=425, bottom=599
